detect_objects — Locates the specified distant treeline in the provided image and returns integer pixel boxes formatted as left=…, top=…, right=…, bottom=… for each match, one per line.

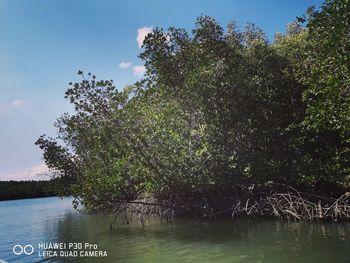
left=0, top=181, right=56, bottom=201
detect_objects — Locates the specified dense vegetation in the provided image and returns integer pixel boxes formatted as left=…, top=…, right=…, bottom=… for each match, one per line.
left=36, top=0, right=350, bottom=218
left=0, top=181, right=55, bottom=201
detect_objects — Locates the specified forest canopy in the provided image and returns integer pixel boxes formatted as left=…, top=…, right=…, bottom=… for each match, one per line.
left=36, top=0, right=350, bottom=216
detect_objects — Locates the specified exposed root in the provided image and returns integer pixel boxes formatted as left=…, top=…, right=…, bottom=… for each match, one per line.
left=230, top=191, right=350, bottom=221
left=109, top=185, right=350, bottom=228
left=109, top=194, right=174, bottom=230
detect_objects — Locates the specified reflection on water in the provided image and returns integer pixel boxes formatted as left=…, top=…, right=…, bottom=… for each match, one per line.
left=1, top=197, right=350, bottom=262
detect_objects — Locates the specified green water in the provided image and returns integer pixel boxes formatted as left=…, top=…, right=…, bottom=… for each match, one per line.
left=0, top=197, right=350, bottom=262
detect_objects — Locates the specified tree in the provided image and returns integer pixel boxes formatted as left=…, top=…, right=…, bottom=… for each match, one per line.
left=36, top=2, right=350, bottom=214
left=279, top=0, right=350, bottom=186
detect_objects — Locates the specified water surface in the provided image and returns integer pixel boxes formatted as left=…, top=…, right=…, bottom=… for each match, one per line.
left=1, top=197, right=350, bottom=262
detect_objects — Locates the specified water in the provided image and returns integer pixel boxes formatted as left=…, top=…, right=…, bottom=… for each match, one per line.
left=1, top=197, right=350, bottom=263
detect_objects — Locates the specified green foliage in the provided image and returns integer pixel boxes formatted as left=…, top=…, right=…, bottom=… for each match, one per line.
left=141, top=16, right=305, bottom=185
left=302, top=0, right=350, bottom=183
left=36, top=0, right=350, bottom=211
left=276, top=0, right=350, bottom=184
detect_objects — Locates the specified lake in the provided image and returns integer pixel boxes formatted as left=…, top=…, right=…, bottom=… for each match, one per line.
left=1, top=197, right=350, bottom=262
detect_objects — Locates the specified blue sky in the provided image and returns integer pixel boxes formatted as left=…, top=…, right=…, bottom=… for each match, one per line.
left=0, top=0, right=323, bottom=180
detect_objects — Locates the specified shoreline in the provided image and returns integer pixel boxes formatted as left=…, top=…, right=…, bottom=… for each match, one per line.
left=0, top=180, right=56, bottom=201
left=107, top=184, right=350, bottom=225
left=0, top=194, right=57, bottom=202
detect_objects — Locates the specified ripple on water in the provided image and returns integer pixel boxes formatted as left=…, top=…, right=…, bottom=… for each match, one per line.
left=1, top=198, right=350, bottom=263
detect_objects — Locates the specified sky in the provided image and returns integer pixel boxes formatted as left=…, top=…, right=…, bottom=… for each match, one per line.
left=0, top=0, right=323, bottom=181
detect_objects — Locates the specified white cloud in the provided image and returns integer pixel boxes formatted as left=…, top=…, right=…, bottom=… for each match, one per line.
left=132, top=65, right=146, bottom=77
left=0, top=99, right=26, bottom=115
left=119, top=61, right=132, bottom=69
left=1, top=164, right=50, bottom=181
left=12, top=99, right=24, bottom=108
left=137, top=27, right=152, bottom=48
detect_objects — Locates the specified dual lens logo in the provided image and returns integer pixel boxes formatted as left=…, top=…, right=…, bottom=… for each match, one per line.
left=12, top=244, right=34, bottom=255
